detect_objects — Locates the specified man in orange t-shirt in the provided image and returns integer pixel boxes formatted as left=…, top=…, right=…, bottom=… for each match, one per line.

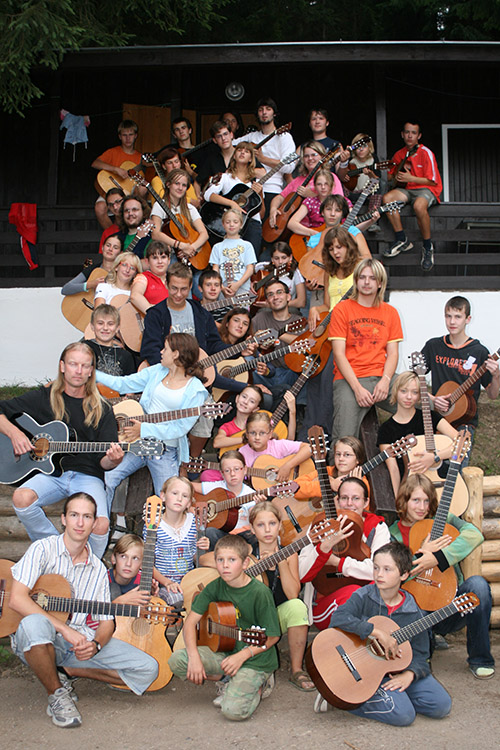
left=328, top=258, right=403, bottom=443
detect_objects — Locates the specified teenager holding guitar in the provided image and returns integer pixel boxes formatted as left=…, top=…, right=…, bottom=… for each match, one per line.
left=390, top=474, right=494, bottom=680
left=94, top=251, right=141, bottom=307
left=61, top=233, right=123, bottom=297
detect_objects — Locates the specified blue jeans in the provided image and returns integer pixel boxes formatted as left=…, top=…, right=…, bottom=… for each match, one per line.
left=433, top=576, right=494, bottom=668
left=13, top=614, right=158, bottom=695
left=105, top=447, right=179, bottom=513
left=350, top=674, right=451, bottom=726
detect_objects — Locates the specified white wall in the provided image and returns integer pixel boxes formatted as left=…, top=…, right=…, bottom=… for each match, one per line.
left=0, top=287, right=498, bottom=385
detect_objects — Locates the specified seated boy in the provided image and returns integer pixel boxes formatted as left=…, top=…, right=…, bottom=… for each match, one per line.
left=87, top=304, right=136, bottom=376
left=109, top=533, right=156, bottom=604
left=199, top=268, right=228, bottom=323
left=169, top=534, right=280, bottom=721
left=315, top=541, right=452, bottom=725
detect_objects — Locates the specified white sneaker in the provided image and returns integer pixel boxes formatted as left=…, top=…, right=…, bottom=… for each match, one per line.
left=57, top=669, right=79, bottom=701
left=47, top=686, right=82, bottom=728
left=313, top=690, right=329, bottom=713
left=213, top=680, right=228, bottom=707
left=260, top=672, right=275, bottom=700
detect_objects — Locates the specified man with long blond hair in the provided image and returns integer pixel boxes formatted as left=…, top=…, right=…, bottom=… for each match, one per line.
left=0, top=342, right=123, bottom=558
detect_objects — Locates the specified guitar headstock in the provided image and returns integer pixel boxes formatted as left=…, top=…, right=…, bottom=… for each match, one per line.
left=301, top=354, right=321, bottom=378
left=201, top=402, right=232, bottom=418
left=141, top=152, right=157, bottom=164
left=452, top=592, right=479, bottom=616
left=276, top=123, right=292, bottom=136
left=308, top=518, right=341, bottom=545
left=132, top=438, right=165, bottom=457
left=283, top=317, right=308, bottom=334
left=308, top=425, right=328, bottom=462
left=377, top=160, right=396, bottom=170
left=451, top=428, right=472, bottom=465
left=137, top=219, right=154, bottom=237
left=143, top=494, right=164, bottom=530
left=232, top=292, right=256, bottom=306
left=254, top=329, right=276, bottom=348
left=349, top=135, right=372, bottom=152
left=184, top=456, right=208, bottom=474
left=128, top=170, right=149, bottom=189
left=223, top=261, right=235, bottom=284
left=409, top=351, right=427, bottom=377
left=268, top=481, right=299, bottom=497
left=384, top=434, right=418, bottom=458
left=281, top=152, right=300, bottom=166
left=382, top=200, right=405, bottom=214
left=194, top=503, right=208, bottom=531
left=361, top=178, right=379, bottom=197
left=141, top=603, right=179, bottom=624
left=290, top=339, right=312, bottom=354
left=241, top=626, right=267, bottom=647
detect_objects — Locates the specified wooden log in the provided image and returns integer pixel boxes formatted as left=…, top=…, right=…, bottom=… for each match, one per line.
left=481, top=561, right=500, bottom=582
left=461, top=467, right=483, bottom=580
left=482, top=518, right=500, bottom=540
left=483, top=476, right=500, bottom=496
left=490, top=607, right=500, bottom=628
left=483, top=496, right=500, bottom=518
left=482, top=540, right=500, bottom=561
left=491, top=582, right=500, bottom=606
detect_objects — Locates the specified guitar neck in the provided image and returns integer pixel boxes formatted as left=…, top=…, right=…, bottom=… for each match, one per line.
left=199, top=336, right=264, bottom=368
left=151, top=158, right=167, bottom=188
left=429, top=460, right=461, bottom=540
left=202, top=293, right=255, bottom=312
left=141, top=182, right=185, bottom=233
left=120, top=405, right=204, bottom=428
left=446, top=350, right=499, bottom=405
left=257, top=155, right=295, bottom=187
left=139, top=526, right=157, bottom=592
left=254, top=263, right=288, bottom=292
left=359, top=449, right=391, bottom=476
left=213, top=485, right=280, bottom=513
left=416, top=374, right=437, bottom=453
left=48, top=441, right=139, bottom=454
left=207, top=620, right=248, bottom=642
left=246, top=535, right=311, bottom=577
left=182, top=137, right=213, bottom=157
left=37, top=595, right=140, bottom=618
left=227, top=344, right=296, bottom=377
left=394, top=598, right=464, bottom=644
left=316, top=458, right=338, bottom=519
left=271, top=371, right=310, bottom=426
left=343, top=182, right=377, bottom=230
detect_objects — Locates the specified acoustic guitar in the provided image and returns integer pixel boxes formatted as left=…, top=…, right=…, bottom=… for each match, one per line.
left=183, top=455, right=313, bottom=493
left=0, top=414, right=165, bottom=485
left=112, top=400, right=231, bottom=442
left=434, top=347, right=500, bottom=427
left=197, top=601, right=267, bottom=653
left=250, top=258, right=298, bottom=312
left=95, top=160, right=139, bottom=197
left=61, top=267, right=107, bottom=332
left=201, top=291, right=256, bottom=313
left=388, top=144, right=419, bottom=189
left=198, top=329, right=275, bottom=389
left=343, top=159, right=395, bottom=192
left=306, top=592, right=479, bottom=710
left=409, top=352, right=469, bottom=516
left=403, top=430, right=471, bottom=611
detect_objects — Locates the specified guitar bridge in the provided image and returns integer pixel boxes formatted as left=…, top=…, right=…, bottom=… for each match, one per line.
left=336, top=644, right=361, bottom=681
left=284, top=505, right=302, bottom=533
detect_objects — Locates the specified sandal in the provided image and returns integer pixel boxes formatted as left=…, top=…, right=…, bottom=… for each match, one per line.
left=289, top=670, right=316, bottom=692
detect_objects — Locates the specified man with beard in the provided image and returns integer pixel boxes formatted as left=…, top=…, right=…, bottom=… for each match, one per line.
left=117, top=195, right=152, bottom=259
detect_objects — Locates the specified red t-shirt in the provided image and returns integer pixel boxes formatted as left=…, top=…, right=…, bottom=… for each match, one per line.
left=328, top=299, right=403, bottom=380
left=389, top=143, right=442, bottom=202
left=142, top=271, right=169, bottom=304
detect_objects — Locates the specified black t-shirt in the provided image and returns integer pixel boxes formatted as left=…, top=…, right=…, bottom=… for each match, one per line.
left=0, top=386, right=118, bottom=480
left=250, top=542, right=288, bottom=607
left=377, top=409, right=442, bottom=479
left=86, top=340, right=136, bottom=377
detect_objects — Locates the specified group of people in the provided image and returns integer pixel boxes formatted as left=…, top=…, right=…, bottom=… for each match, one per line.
left=1, top=99, right=498, bottom=730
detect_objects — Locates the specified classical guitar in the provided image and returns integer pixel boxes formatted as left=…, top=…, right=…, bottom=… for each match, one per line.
left=353, top=200, right=405, bottom=226
left=409, top=352, right=469, bottom=516
left=388, top=144, right=419, bottom=188
left=262, top=135, right=372, bottom=243
left=197, top=329, right=275, bottom=388
left=61, top=266, right=107, bottom=332
left=194, top=504, right=208, bottom=569
left=306, top=592, right=479, bottom=710
left=0, top=414, right=165, bottom=485
left=128, top=172, right=211, bottom=270
left=403, top=430, right=471, bottom=610
left=343, top=159, right=395, bottom=192
left=117, top=299, right=145, bottom=353
left=197, top=600, right=267, bottom=652
left=218, top=354, right=321, bottom=456
left=111, top=494, right=176, bottom=690
left=193, top=481, right=298, bottom=532
left=184, top=455, right=312, bottom=493
left=434, top=347, right=500, bottom=427
left=95, top=160, right=139, bottom=197
left=245, top=122, right=292, bottom=149
left=112, top=400, right=231, bottom=442
left=201, top=153, right=299, bottom=238
left=201, top=291, right=256, bottom=313
left=0, top=559, right=176, bottom=640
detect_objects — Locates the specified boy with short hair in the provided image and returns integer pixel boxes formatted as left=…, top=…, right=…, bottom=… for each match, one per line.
left=315, top=541, right=452, bottom=725
left=421, top=295, right=499, bottom=440
left=87, top=304, right=136, bottom=376
left=199, top=268, right=228, bottom=323
left=169, top=534, right=280, bottom=721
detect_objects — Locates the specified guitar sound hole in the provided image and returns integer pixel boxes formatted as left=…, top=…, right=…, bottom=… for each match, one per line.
left=266, top=469, right=278, bottom=483
left=207, top=502, right=216, bottom=522
left=132, top=618, right=151, bottom=636
left=32, top=437, right=50, bottom=459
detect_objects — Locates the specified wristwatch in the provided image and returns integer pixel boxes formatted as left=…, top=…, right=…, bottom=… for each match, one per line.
left=433, top=452, right=440, bottom=465
left=93, top=640, right=102, bottom=653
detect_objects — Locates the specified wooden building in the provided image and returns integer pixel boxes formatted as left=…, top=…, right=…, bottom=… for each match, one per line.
left=1, top=40, right=499, bottom=289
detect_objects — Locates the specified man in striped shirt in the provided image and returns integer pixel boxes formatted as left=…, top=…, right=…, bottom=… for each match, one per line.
left=9, top=492, right=158, bottom=728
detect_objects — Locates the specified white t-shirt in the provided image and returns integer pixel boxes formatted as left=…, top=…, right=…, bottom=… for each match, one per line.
left=201, top=480, right=255, bottom=531
left=233, top=130, right=296, bottom=194
left=209, top=238, right=257, bottom=292
left=151, top=202, right=201, bottom=223
left=94, top=282, right=131, bottom=304
left=204, top=173, right=263, bottom=224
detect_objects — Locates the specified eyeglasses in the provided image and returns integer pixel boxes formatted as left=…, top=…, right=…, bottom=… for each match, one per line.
left=222, top=466, right=245, bottom=474
left=266, top=290, right=286, bottom=298
left=247, top=431, right=270, bottom=438
left=107, top=199, right=123, bottom=207
left=338, top=495, right=364, bottom=503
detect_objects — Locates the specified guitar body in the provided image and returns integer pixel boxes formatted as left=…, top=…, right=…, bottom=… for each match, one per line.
left=434, top=381, right=477, bottom=427
left=0, top=570, right=75, bottom=637
left=61, top=268, right=107, bottom=331
left=197, top=600, right=238, bottom=652
left=306, top=617, right=412, bottom=710
left=407, top=435, right=469, bottom=516
left=284, top=309, right=332, bottom=374
left=218, top=411, right=287, bottom=457
left=289, top=230, right=323, bottom=262
left=311, top=510, right=370, bottom=596
left=95, top=161, right=138, bottom=197
left=0, top=415, right=69, bottom=485
left=201, top=185, right=262, bottom=239
left=298, top=237, right=327, bottom=285
left=165, top=215, right=211, bottom=271
left=173, top=567, right=220, bottom=652
left=97, top=383, right=121, bottom=399
left=403, top=519, right=459, bottom=610
left=118, top=301, right=145, bottom=352
left=113, top=400, right=145, bottom=441
left=193, top=487, right=240, bottom=532
left=211, top=357, right=249, bottom=401
left=111, top=596, right=172, bottom=690
left=262, top=194, right=302, bottom=243
left=272, top=494, right=323, bottom=546
left=250, top=455, right=313, bottom=491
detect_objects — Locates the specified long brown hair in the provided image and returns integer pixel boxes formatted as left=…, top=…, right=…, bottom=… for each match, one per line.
left=322, top=226, right=361, bottom=278
left=218, top=307, right=252, bottom=345
left=332, top=436, right=365, bottom=477
left=395, top=474, right=438, bottom=520
left=164, top=168, right=192, bottom=224
left=165, top=332, right=206, bottom=383
left=228, top=142, right=257, bottom=181
left=51, top=342, right=104, bottom=428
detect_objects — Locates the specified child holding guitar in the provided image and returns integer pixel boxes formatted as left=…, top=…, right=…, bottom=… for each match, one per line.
left=295, top=435, right=370, bottom=501
left=94, top=251, right=142, bottom=307
left=390, top=473, right=494, bottom=679
left=209, top=208, right=257, bottom=297
left=299, top=476, right=390, bottom=630
left=314, top=541, right=452, bottom=723
left=61, top=234, right=123, bottom=297
left=212, top=385, right=264, bottom=457
left=169, top=534, right=280, bottom=721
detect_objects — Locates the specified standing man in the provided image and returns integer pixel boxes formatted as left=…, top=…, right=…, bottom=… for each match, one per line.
left=382, top=121, right=442, bottom=271
left=117, top=195, right=152, bottom=259
left=307, top=108, right=339, bottom=152
left=0, top=342, right=124, bottom=558
left=233, top=98, right=296, bottom=216
left=9, top=492, right=158, bottom=728
left=329, top=258, right=402, bottom=442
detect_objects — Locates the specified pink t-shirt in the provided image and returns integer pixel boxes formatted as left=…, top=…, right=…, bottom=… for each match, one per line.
left=239, top=438, right=303, bottom=466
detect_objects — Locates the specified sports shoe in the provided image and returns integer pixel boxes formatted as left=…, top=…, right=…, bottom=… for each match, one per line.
left=57, top=669, right=79, bottom=701
left=383, top=238, right=413, bottom=258
left=470, top=666, right=495, bottom=680
left=260, top=672, right=275, bottom=700
left=47, top=686, right=82, bottom=728
left=313, top=690, right=329, bottom=713
left=212, top=679, right=228, bottom=707
left=421, top=243, right=435, bottom=271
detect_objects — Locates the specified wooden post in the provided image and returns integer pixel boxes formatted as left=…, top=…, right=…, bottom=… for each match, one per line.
left=460, top=466, right=483, bottom=579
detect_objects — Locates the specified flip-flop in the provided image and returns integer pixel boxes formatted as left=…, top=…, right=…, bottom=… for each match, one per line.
left=289, top=670, right=316, bottom=692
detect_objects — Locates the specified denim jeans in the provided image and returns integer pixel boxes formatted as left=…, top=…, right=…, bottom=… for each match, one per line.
left=105, top=447, right=179, bottom=513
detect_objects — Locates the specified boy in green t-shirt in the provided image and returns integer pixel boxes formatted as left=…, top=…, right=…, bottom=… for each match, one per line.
left=169, top=535, right=280, bottom=721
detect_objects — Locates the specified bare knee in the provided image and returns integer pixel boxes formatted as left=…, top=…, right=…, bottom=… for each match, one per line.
left=94, top=516, right=110, bottom=535
left=413, top=198, right=429, bottom=217
left=12, top=488, right=38, bottom=509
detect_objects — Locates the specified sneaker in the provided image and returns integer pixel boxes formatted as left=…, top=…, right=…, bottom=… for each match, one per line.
left=57, top=669, right=79, bottom=701
left=260, top=672, right=275, bottom=700
left=421, top=244, right=435, bottom=271
left=383, top=238, right=413, bottom=258
left=434, top=634, right=449, bottom=651
left=470, top=666, right=495, bottom=680
left=47, top=686, right=82, bottom=728
left=313, top=690, right=329, bottom=713
left=212, top=679, right=228, bottom=707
